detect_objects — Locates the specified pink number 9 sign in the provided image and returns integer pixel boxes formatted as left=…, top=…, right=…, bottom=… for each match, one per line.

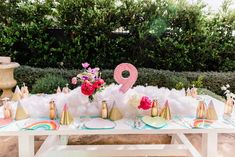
left=114, top=63, right=138, bottom=93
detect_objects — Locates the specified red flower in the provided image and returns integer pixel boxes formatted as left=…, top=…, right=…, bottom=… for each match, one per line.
left=81, top=81, right=95, bottom=96
left=138, top=96, right=152, bottom=110
left=93, top=79, right=105, bottom=89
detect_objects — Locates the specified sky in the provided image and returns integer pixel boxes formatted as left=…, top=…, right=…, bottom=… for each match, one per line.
left=189, top=0, right=235, bottom=12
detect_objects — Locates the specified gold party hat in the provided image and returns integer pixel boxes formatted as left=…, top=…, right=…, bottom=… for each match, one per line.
left=196, top=101, right=207, bottom=119
left=206, top=100, right=218, bottom=120
left=60, top=104, right=73, bottom=125
left=151, top=99, right=158, bottom=117
left=15, top=101, right=29, bottom=120
left=160, top=100, right=171, bottom=120
left=56, top=86, right=62, bottom=93
left=109, top=102, right=123, bottom=121
left=12, top=85, right=22, bottom=101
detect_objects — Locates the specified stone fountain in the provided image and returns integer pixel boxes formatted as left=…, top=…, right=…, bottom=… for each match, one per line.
left=0, top=56, right=20, bottom=99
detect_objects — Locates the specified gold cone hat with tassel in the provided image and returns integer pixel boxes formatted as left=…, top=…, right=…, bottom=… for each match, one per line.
left=15, top=101, right=29, bottom=120
left=12, top=85, right=22, bottom=101
left=196, top=100, right=207, bottom=119
left=109, top=101, right=123, bottom=121
left=206, top=100, right=218, bottom=120
left=60, top=104, right=73, bottom=125
left=160, top=100, right=171, bottom=120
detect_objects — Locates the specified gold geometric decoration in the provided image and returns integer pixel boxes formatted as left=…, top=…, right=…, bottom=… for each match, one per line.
left=109, top=102, right=123, bottom=121
left=60, top=104, right=73, bottom=125
left=160, top=100, right=171, bottom=120
left=206, top=100, right=218, bottom=120
left=15, top=101, right=29, bottom=120
left=11, top=85, right=22, bottom=101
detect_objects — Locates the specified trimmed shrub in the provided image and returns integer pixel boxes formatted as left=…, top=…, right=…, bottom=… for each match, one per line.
left=0, top=0, right=234, bottom=71
left=32, top=74, right=68, bottom=94
left=15, top=66, right=235, bottom=95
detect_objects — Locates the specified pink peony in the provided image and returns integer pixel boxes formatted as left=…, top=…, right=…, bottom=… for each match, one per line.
left=93, top=79, right=105, bottom=89
left=138, top=96, right=152, bottom=110
left=71, top=77, right=78, bottom=85
left=81, top=81, right=95, bottom=96
left=82, top=62, right=90, bottom=69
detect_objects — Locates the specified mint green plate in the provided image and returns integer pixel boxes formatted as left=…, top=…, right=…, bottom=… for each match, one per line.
left=141, top=116, right=167, bottom=129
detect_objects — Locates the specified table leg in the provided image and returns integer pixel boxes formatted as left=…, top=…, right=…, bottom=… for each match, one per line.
left=18, top=134, right=34, bottom=157
left=60, top=135, right=68, bottom=145
left=202, top=133, right=218, bottom=157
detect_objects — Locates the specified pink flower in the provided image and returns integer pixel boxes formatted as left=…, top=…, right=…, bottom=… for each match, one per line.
left=81, top=81, right=95, bottom=96
left=87, top=67, right=92, bottom=73
left=138, top=96, right=152, bottom=110
left=82, top=62, right=90, bottom=69
left=93, top=67, right=100, bottom=72
left=87, top=67, right=100, bottom=74
left=71, top=77, right=78, bottom=85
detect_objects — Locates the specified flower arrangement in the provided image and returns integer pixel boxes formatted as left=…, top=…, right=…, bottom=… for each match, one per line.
left=72, top=62, right=105, bottom=101
left=128, top=94, right=153, bottom=110
left=221, top=84, right=235, bottom=100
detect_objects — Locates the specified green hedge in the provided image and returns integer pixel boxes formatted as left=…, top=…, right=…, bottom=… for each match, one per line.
left=1, top=0, right=235, bottom=71
left=15, top=66, right=235, bottom=95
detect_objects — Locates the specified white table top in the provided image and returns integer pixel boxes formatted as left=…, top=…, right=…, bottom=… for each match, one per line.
left=1, top=116, right=235, bottom=136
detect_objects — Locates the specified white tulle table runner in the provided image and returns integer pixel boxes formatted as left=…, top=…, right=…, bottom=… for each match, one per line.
left=0, top=85, right=227, bottom=119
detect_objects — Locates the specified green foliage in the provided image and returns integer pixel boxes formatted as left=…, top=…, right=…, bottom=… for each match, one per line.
left=15, top=66, right=235, bottom=95
left=0, top=0, right=234, bottom=71
left=191, top=75, right=204, bottom=88
left=164, top=75, right=190, bottom=89
left=31, top=74, right=68, bottom=94
left=175, top=82, right=185, bottom=90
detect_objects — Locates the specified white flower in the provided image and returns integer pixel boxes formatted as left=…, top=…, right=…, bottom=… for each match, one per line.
left=224, top=90, right=230, bottom=94
left=226, top=93, right=231, bottom=98
left=221, top=86, right=227, bottom=91
left=226, top=84, right=230, bottom=88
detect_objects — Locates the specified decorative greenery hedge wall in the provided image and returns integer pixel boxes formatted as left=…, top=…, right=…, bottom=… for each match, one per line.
left=15, top=66, right=235, bottom=95
left=0, top=0, right=235, bottom=71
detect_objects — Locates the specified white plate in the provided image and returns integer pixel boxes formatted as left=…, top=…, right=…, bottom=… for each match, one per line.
left=84, top=118, right=116, bottom=129
left=141, top=116, right=167, bottom=129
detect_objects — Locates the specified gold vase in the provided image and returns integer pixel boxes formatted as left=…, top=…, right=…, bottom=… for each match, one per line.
left=151, top=99, right=158, bottom=117
left=101, top=100, right=108, bottom=119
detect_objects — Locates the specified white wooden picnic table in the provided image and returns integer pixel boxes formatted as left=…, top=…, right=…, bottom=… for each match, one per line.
left=0, top=94, right=233, bottom=157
